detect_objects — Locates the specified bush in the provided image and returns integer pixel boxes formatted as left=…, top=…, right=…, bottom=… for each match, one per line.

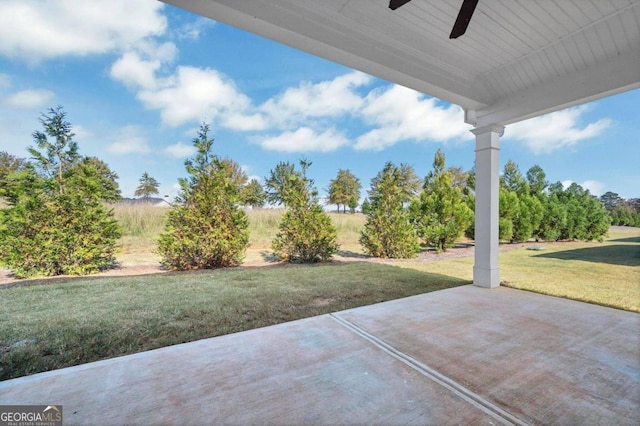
left=360, top=162, right=420, bottom=258
left=271, top=160, right=338, bottom=262
left=0, top=107, right=121, bottom=278
left=1, top=193, right=120, bottom=277
left=157, top=124, right=249, bottom=270
left=272, top=204, right=338, bottom=262
left=410, top=149, right=473, bottom=253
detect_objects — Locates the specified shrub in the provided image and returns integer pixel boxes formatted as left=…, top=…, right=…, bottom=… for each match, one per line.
left=157, top=124, right=249, bottom=269
left=360, top=162, right=420, bottom=258
left=409, top=149, right=473, bottom=253
left=271, top=160, right=338, bottom=263
left=0, top=106, right=121, bottom=278
left=272, top=204, right=338, bottom=262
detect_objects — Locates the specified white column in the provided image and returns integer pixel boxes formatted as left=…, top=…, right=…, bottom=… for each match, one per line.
left=472, top=124, right=503, bottom=288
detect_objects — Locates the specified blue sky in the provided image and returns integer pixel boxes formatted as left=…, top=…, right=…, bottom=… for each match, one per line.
left=0, top=1, right=638, bottom=202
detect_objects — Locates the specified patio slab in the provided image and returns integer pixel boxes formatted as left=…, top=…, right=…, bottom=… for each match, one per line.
left=1, top=285, right=638, bottom=425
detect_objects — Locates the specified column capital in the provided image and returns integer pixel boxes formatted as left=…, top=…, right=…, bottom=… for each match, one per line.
left=471, top=124, right=505, bottom=136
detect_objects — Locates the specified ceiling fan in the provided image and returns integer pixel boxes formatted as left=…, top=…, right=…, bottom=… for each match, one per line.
left=389, top=0, right=479, bottom=39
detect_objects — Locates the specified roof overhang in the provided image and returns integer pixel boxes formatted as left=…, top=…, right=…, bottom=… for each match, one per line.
left=162, top=0, right=640, bottom=127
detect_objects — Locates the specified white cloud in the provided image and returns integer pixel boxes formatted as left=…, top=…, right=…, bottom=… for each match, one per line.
left=261, top=71, right=372, bottom=127
left=562, top=179, right=606, bottom=196
left=137, top=66, right=256, bottom=128
left=506, top=106, right=612, bottom=154
left=0, top=0, right=166, bottom=62
left=164, top=141, right=196, bottom=158
left=355, top=84, right=472, bottom=151
left=110, top=52, right=162, bottom=90
left=4, top=89, right=54, bottom=108
left=177, top=17, right=215, bottom=40
left=107, top=125, right=151, bottom=154
left=257, top=127, right=349, bottom=153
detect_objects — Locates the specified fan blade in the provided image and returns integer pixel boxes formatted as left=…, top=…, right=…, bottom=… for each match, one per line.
left=450, top=0, right=479, bottom=39
left=389, top=0, right=412, bottom=10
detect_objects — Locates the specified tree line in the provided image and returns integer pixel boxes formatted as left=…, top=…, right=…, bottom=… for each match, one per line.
left=0, top=106, right=635, bottom=278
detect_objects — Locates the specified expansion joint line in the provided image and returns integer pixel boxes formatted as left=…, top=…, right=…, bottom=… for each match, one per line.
left=329, top=314, right=530, bottom=426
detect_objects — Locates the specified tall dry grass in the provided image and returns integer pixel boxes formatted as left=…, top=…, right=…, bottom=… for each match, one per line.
left=111, top=203, right=168, bottom=238
left=111, top=204, right=367, bottom=249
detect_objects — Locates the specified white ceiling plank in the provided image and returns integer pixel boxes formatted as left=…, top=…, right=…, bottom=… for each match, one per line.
left=163, top=0, right=640, bottom=125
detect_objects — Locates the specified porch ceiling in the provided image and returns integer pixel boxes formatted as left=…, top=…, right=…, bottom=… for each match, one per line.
left=162, top=0, right=640, bottom=127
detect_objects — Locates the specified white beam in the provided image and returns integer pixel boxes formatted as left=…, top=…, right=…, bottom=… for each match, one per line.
left=472, top=124, right=503, bottom=288
left=471, top=47, right=640, bottom=127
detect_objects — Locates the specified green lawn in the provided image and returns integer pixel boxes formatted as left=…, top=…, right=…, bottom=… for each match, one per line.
left=3, top=209, right=638, bottom=381
left=389, top=226, right=640, bottom=313
left=0, top=262, right=465, bottom=381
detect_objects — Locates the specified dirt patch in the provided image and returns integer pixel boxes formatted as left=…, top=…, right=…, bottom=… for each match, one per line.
left=0, top=243, right=529, bottom=287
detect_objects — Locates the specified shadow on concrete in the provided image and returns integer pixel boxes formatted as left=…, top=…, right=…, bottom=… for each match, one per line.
left=534, top=244, right=640, bottom=266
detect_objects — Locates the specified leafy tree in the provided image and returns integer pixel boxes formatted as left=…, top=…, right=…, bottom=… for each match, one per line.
left=241, top=178, right=266, bottom=208
left=511, top=192, right=543, bottom=242
left=135, top=172, right=160, bottom=199
left=0, top=106, right=120, bottom=278
left=0, top=151, right=29, bottom=204
left=347, top=196, right=359, bottom=213
left=526, top=165, right=548, bottom=197
left=556, top=183, right=609, bottom=241
left=328, top=169, right=361, bottom=213
left=74, top=157, right=121, bottom=202
left=158, top=124, right=249, bottom=270
left=361, top=198, right=372, bottom=215
left=221, top=157, right=248, bottom=194
left=271, top=159, right=338, bottom=262
left=409, top=149, right=473, bottom=252
left=498, top=188, right=519, bottom=241
left=535, top=192, right=566, bottom=242
left=264, top=161, right=296, bottom=206
left=610, top=203, right=640, bottom=227
left=500, top=161, right=542, bottom=242
left=360, top=162, right=420, bottom=258
left=599, top=191, right=623, bottom=212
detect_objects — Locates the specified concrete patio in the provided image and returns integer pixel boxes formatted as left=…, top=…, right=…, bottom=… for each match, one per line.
left=1, top=285, right=638, bottom=425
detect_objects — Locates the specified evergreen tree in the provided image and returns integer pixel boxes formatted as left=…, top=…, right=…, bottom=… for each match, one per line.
left=599, top=191, right=624, bottom=212
left=409, top=149, right=473, bottom=252
left=241, top=178, right=266, bottom=208
left=135, top=172, right=160, bottom=199
left=0, top=106, right=121, bottom=278
left=500, top=161, right=543, bottom=242
left=264, top=161, right=296, bottom=206
left=158, top=124, right=249, bottom=270
left=360, top=162, right=420, bottom=258
left=271, top=160, right=338, bottom=262
left=74, top=157, right=121, bottom=202
left=328, top=169, right=361, bottom=213
left=221, top=157, right=248, bottom=194
left=0, top=151, right=29, bottom=204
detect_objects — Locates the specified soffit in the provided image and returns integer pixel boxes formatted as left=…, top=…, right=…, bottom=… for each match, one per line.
left=163, top=0, right=640, bottom=126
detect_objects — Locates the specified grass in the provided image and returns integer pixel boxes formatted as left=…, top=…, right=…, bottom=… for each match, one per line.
left=0, top=263, right=465, bottom=380
left=2, top=205, right=637, bottom=381
left=499, top=227, right=640, bottom=312
left=386, top=226, right=640, bottom=313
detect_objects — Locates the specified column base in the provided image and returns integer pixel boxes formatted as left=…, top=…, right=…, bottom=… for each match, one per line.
left=473, top=266, right=500, bottom=288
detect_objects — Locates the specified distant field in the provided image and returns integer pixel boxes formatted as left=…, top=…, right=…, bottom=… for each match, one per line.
left=111, top=204, right=367, bottom=266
